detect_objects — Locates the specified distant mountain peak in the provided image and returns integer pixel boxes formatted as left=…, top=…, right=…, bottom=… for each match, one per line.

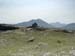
left=36, top=18, right=45, bottom=21
left=16, top=19, right=53, bottom=28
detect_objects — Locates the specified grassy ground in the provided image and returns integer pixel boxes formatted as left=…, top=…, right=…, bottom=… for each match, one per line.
left=0, top=29, right=75, bottom=56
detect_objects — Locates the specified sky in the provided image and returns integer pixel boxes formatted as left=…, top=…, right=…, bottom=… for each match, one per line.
left=0, top=0, right=74, bottom=24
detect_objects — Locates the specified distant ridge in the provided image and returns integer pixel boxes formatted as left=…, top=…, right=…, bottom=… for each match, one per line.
left=63, top=23, right=75, bottom=30
left=15, top=19, right=75, bottom=30
left=16, top=19, right=53, bottom=28
left=50, top=22, right=66, bottom=28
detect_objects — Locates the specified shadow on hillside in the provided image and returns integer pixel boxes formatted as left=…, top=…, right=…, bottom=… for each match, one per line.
left=0, top=24, right=19, bottom=31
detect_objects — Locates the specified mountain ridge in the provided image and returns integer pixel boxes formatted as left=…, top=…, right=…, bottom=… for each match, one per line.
left=63, top=23, right=75, bottom=30
left=16, top=19, right=54, bottom=28
left=50, top=22, right=66, bottom=28
left=15, top=19, right=75, bottom=30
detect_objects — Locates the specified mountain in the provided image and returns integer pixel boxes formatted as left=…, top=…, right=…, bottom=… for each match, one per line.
left=16, top=19, right=53, bottom=28
left=50, top=22, right=66, bottom=28
left=63, top=23, right=75, bottom=30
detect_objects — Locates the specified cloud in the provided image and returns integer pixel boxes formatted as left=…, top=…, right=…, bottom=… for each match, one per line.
left=0, top=0, right=74, bottom=24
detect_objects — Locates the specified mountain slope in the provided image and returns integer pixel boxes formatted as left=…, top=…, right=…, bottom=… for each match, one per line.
left=16, top=19, right=53, bottom=28
left=64, top=23, right=75, bottom=30
left=50, top=22, right=66, bottom=28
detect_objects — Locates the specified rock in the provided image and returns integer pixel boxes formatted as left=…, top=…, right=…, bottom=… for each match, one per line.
left=27, top=37, right=35, bottom=42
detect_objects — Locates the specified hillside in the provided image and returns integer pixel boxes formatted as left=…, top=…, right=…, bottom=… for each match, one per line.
left=63, top=23, right=75, bottom=30
left=0, top=24, right=18, bottom=31
left=50, top=22, right=66, bottom=28
left=16, top=19, right=53, bottom=28
left=0, top=28, right=75, bottom=56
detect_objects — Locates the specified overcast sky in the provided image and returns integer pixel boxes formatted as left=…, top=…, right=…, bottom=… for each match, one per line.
left=0, top=0, right=74, bottom=24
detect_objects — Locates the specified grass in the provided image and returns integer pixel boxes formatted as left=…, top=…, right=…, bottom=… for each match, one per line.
left=0, top=29, right=75, bottom=56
